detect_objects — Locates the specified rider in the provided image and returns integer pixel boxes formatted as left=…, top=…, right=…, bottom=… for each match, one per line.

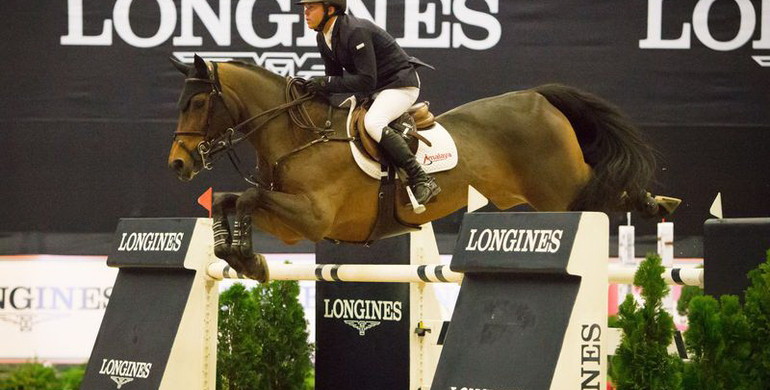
left=297, top=0, right=441, bottom=206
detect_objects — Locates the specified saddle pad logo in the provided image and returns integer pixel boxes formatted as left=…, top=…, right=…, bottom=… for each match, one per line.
left=342, top=96, right=459, bottom=179
left=422, top=152, right=453, bottom=165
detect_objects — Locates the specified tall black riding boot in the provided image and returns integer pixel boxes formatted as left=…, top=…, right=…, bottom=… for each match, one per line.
left=379, top=127, right=441, bottom=205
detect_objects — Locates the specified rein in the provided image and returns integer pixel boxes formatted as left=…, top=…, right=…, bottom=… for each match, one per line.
left=184, top=63, right=352, bottom=188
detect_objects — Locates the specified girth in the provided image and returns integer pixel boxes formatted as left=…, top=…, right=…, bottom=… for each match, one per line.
left=326, top=162, right=421, bottom=246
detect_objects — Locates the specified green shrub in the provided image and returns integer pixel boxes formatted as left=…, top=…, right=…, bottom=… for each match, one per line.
left=681, top=250, right=770, bottom=390
left=676, top=281, right=703, bottom=317
left=217, top=280, right=314, bottom=390
left=742, top=250, right=770, bottom=388
left=58, top=365, right=85, bottom=390
left=0, top=363, right=83, bottom=390
left=683, top=295, right=752, bottom=389
left=0, top=363, right=58, bottom=390
left=607, top=250, right=770, bottom=390
left=610, top=253, right=683, bottom=390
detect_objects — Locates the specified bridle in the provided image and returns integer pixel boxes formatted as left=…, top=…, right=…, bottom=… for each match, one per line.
left=173, top=61, right=351, bottom=188
left=173, top=63, right=237, bottom=171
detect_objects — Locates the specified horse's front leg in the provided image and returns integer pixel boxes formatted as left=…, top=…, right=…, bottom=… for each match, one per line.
left=229, top=186, right=335, bottom=280
left=232, top=190, right=255, bottom=259
left=212, top=193, right=237, bottom=260
left=213, top=192, right=267, bottom=280
left=212, top=191, right=267, bottom=281
left=229, top=188, right=272, bottom=282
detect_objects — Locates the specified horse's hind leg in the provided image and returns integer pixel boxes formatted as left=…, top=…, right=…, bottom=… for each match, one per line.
left=624, top=190, right=681, bottom=217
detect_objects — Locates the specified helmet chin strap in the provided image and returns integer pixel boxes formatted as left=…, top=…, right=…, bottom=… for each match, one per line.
left=313, top=4, right=334, bottom=32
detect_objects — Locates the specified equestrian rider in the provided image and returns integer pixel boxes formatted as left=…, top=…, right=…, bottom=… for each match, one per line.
left=297, top=0, right=441, bottom=207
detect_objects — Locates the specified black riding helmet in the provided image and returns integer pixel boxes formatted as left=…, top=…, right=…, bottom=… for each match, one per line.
left=296, top=0, right=346, bottom=31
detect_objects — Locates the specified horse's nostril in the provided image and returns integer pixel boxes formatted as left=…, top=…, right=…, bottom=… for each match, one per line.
left=171, top=159, right=185, bottom=173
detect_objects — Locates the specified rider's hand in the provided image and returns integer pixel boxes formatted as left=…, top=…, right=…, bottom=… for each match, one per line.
left=306, top=76, right=329, bottom=94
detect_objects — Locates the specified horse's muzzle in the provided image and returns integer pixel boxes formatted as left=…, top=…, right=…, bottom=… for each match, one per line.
left=169, top=136, right=204, bottom=181
left=170, top=157, right=201, bottom=181
left=170, top=158, right=188, bottom=180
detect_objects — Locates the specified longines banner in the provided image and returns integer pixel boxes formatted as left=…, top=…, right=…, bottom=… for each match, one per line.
left=2, top=0, right=768, bottom=236
left=0, top=256, right=117, bottom=363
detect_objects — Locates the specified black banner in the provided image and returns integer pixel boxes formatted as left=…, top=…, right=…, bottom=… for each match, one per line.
left=2, top=1, right=768, bottom=237
left=704, top=218, right=770, bottom=298
left=315, top=236, right=411, bottom=389
left=107, top=218, right=197, bottom=268
left=82, top=268, right=195, bottom=389
left=452, top=212, right=580, bottom=273
left=432, top=275, right=580, bottom=389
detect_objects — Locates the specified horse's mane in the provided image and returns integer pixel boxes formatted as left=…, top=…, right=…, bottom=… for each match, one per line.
left=222, top=60, right=286, bottom=84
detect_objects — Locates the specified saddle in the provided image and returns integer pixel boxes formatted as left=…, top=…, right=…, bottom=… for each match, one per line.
left=350, top=101, right=436, bottom=162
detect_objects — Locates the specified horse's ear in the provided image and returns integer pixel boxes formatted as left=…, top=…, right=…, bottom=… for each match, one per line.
left=193, top=54, right=209, bottom=78
left=169, top=56, right=191, bottom=76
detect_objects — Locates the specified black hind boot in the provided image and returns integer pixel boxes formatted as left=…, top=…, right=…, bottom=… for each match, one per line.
left=379, top=127, right=441, bottom=205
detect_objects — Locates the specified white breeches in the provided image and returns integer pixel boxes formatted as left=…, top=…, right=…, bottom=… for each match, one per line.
left=364, top=87, right=420, bottom=142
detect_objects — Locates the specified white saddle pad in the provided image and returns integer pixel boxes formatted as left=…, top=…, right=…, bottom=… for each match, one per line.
left=342, top=96, right=459, bottom=180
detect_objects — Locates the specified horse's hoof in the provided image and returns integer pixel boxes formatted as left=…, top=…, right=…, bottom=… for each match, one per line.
left=242, top=253, right=269, bottom=283
left=223, top=254, right=245, bottom=275
left=654, top=195, right=682, bottom=216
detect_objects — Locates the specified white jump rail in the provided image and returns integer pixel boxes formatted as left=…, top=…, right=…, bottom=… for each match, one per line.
left=608, top=264, right=703, bottom=287
left=207, top=261, right=464, bottom=283
left=207, top=260, right=704, bottom=288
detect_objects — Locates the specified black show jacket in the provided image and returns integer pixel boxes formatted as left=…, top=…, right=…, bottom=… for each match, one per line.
left=317, top=14, right=422, bottom=94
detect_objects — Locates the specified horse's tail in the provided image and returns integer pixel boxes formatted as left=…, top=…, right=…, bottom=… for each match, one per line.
left=533, top=84, right=656, bottom=213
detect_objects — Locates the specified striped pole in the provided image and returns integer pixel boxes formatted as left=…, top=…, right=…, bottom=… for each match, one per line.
left=207, top=260, right=704, bottom=288
left=207, top=260, right=463, bottom=283
left=608, top=264, right=704, bottom=288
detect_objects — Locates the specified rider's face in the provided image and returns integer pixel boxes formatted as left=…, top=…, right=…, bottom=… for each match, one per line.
left=303, top=3, right=327, bottom=30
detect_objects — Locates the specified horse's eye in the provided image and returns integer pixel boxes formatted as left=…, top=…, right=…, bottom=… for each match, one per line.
left=192, top=98, right=206, bottom=109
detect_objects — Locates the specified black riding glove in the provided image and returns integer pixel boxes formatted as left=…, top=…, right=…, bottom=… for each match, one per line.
left=306, top=76, right=330, bottom=94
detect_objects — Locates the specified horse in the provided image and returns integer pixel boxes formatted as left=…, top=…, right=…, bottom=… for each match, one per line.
left=168, top=55, right=679, bottom=280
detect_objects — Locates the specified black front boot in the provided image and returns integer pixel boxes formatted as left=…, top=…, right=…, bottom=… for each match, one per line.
left=232, top=214, right=253, bottom=258
left=379, top=127, right=441, bottom=205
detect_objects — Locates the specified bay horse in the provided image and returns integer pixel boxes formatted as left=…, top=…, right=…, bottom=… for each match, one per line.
left=168, top=55, right=678, bottom=280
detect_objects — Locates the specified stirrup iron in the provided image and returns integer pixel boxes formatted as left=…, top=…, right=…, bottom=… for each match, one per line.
left=405, top=186, right=427, bottom=214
